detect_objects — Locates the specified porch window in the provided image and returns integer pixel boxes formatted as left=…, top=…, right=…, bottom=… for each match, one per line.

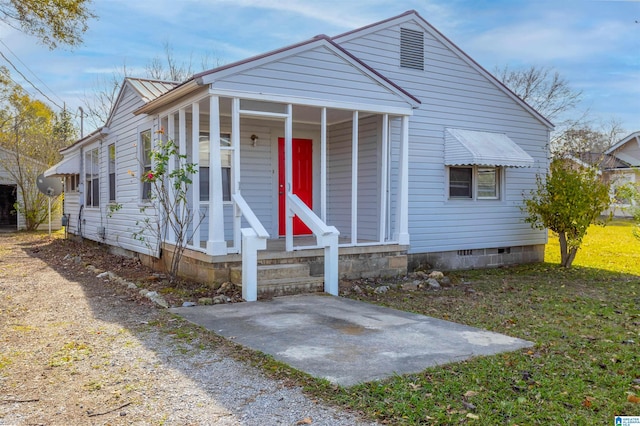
left=448, top=166, right=501, bottom=200
left=108, top=143, right=116, bottom=202
left=85, top=147, right=99, bottom=208
left=140, top=129, right=152, bottom=201
left=198, top=132, right=232, bottom=202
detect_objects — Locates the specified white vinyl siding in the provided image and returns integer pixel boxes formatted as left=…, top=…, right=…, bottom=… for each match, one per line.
left=336, top=20, right=550, bottom=253
left=213, top=45, right=411, bottom=110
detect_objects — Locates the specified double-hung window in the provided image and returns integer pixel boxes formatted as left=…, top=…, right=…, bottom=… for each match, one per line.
left=108, top=143, right=116, bottom=202
left=85, top=147, right=100, bottom=207
left=140, top=130, right=152, bottom=201
left=449, top=166, right=500, bottom=200
left=198, top=132, right=232, bottom=202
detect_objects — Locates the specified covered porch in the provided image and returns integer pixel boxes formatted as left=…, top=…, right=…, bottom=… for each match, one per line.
left=150, top=92, right=412, bottom=301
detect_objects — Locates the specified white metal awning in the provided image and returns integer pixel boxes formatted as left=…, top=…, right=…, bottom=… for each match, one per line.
left=445, top=128, right=534, bottom=168
left=44, top=154, right=80, bottom=177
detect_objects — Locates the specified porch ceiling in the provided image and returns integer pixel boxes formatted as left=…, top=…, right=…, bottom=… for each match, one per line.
left=185, top=97, right=375, bottom=125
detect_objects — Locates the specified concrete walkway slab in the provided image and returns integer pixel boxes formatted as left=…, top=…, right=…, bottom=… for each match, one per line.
left=170, top=294, right=533, bottom=387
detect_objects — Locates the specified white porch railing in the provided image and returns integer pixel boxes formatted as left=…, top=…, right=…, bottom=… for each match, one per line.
left=232, top=193, right=269, bottom=302
left=288, top=194, right=340, bottom=296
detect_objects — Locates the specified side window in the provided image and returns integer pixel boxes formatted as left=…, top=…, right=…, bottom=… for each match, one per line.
left=448, top=166, right=501, bottom=200
left=449, top=167, right=472, bottom=198
left=477, top=167, right=499, bottom=199
left=108, top=143, right=116, bottom=202
left=85, top=147, right=100, bottom=207
left=66, top=175, right=79, bottom=192
left=140, top=130, right=152, bottom=201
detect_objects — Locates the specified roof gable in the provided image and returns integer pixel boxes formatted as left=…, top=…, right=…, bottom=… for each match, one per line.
left=105, top=77, right=177, bottom=128
left=193, top=36, right=419, bottom=110
left=332, top=10, right=554, bottom=130
left=606, top=131, right=640, bottom=157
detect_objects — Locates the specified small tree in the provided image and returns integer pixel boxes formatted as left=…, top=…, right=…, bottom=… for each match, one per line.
left=134, top=132, right=203, bottom=282
left=615, top=181, right=640, bottom=239
left=522, top=158, right=612, bottom=268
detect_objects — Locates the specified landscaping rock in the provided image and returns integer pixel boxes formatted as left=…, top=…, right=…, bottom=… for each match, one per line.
left=439, top=276, right=452, bottom=287
left=182, top=301, right=197, bottom=307
left=428, top=271, right=444, bottom=280
left=402, top=282, right=419, bottom=291
left=374, top=285, right=390, bottom=294
left=198, top=297, right=213, bottom=306
left=213, top=295, right=230, bottom=304
left=426, top=278, right=441, bottom=288
left=351, top=284, right=363, bottom=294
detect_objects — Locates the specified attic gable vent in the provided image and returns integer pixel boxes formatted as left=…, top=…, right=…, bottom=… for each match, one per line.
left=400, top=28, right=424, bottom=70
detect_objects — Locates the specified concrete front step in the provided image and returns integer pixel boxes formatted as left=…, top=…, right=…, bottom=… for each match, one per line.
left=256, top=263, right=312, bottom=280
left=257, top=276, right=325, bottom=297
left=230, top=263, right=323, bottom=297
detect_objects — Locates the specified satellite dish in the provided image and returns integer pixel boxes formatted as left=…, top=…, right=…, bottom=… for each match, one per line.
left=37, top=174, right=63, bottom=197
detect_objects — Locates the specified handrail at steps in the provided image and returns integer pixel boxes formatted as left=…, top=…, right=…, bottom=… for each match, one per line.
left=232, top=193, right=269, bottom=302
left=288, top=194, right=336, bottom=241
left=232, top=193, right=269, bottom=238
left=288, top=194, right=339, bottom=296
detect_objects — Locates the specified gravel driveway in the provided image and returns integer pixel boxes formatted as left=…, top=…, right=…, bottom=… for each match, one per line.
left=0, top=233, right=376, bottom=425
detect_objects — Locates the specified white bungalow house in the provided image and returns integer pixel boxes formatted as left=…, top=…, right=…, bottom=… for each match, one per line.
left=46, top=10, right=552, bottom=301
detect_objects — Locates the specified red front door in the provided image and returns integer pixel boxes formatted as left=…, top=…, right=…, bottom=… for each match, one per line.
left=278, top=138, right=313, bottom=236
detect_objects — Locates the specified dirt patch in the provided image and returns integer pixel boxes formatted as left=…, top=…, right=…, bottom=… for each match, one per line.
left=0, top=232, right=376, bottom=425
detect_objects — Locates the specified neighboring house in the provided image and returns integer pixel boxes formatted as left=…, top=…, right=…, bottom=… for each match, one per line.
left=0, top=146, right=62, bottom=231
left=46, top=10, right=552, bottom=300
left=604, top=131, right=640, bottom=217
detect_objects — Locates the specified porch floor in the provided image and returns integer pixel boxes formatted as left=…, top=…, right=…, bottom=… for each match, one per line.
left=170, top=294, right=533, bottom=386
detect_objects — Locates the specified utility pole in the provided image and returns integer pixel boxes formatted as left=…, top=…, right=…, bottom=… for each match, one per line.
left=78, top=106, right=84, bottom=138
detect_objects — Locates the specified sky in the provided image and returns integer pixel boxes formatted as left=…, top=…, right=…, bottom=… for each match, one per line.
left=0, top=0, right=638, bottom=137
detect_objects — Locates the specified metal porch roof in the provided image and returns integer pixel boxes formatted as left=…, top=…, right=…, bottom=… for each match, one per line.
left=44, top=154, right=80, bottom=177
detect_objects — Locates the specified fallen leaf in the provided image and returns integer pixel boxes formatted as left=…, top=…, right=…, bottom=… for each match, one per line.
left=582, top=396, right=595, bottom=408
left=464, top=390, right=478, bottom=398
left=628, top=394, right=640, bottom=404
left=408, top=383, right=421, bottom=391
left=466, top=413, right=480, bottom=420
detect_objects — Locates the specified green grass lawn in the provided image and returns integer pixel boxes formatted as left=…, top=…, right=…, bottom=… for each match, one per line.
left=314, top=219, right=640, bottom=424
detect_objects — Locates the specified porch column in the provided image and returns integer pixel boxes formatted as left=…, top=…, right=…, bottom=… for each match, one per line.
left=394, top=115, right=410, bottom=245
left=178, top=108, right=187, bottom=245
left=191, top=102, right=201, bottom=247
left=320, top=107, right=327, bottom=222
left=351, top=111, right=358, bottom=245
left=166, top=113, right=176, bottom=243
left=285, top=103, right=293, bottom=251
left=232, top=97, right=241, bottom=251
left=379, top=114, right=389, bottom=243
left=206, top=95, right=227, bottom=255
